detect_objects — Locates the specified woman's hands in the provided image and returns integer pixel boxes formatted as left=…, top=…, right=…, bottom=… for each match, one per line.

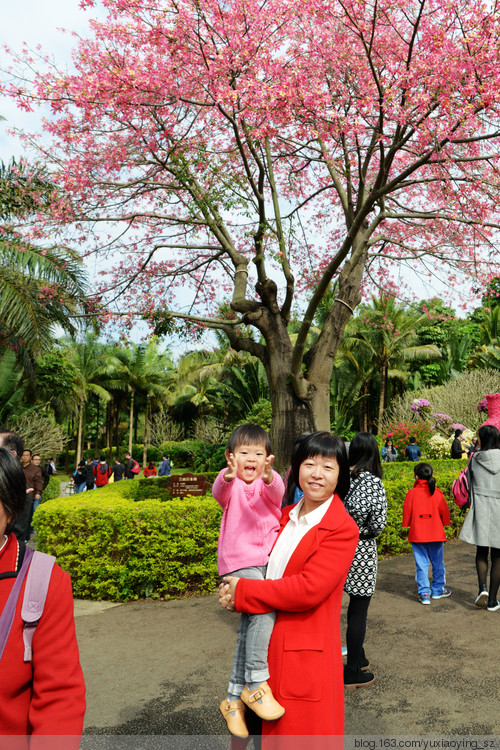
left=219, top=576, right=239, bottom=611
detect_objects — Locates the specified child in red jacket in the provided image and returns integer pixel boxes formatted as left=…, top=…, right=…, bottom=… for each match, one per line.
left=403, top=463, right=451, bottom=605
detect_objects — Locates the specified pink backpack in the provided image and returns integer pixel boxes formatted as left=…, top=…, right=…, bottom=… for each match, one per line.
left=452, top=460, right=473, bottom=509
left=0, top=545, right=56, bottom=662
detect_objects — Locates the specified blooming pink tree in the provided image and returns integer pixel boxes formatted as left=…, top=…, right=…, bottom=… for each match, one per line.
left=4, top=0, right=500, bottom=466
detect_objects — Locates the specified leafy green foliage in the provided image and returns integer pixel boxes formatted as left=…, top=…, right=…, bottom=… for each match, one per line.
left=241, top=399, right=273, bottom=431
left=34, top=487, right=222, bottom=601
left=192, top=443, right=226, bottom=473
left=39, top=475, right=62, bottom=504
left=158, top=440, right=205, bottom=466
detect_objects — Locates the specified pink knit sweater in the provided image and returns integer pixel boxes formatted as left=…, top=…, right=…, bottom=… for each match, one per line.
left=212, top=469, right=284, bottom=575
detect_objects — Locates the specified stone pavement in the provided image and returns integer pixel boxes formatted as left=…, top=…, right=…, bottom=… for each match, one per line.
left=74, top=539, right=500, bottom=740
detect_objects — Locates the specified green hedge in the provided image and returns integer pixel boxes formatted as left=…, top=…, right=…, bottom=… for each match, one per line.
left=34, top=489, right=222, bottom=601
left=33, top=459, right=468, bottom=601
left=40, top=475, right=62, bottom=503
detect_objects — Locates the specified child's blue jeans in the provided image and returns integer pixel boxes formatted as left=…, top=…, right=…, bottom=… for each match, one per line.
left=411, top=542, right=446, bottom=596
left=226, top=565, right=276, bottom=698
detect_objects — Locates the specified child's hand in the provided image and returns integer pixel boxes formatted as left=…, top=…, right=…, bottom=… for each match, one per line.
left=261, top=454, right=275, bottom=484
left=224, top=453, right=237, bottom=482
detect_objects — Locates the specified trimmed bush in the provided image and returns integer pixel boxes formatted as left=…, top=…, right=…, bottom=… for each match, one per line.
left=158, top=440, right=204, bottom=466
left=192, top=443, right=226, bottom=473
left=34, top=488, right=222, bottom=601
left=40, top=475, right=62, bottom=503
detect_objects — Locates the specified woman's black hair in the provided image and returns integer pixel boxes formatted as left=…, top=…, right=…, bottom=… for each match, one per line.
left=290, top=431, right=350, bottom=501
left=414, top=463, right=436, bottom=495
left=282, top=433, right=311, bottom=507
left=348, top=432, right=383, bottom=480
left=226, top=424, right=272, bottom=455
left=454, top=428, right=463, bottom=438
left=0, top=447, right=27, bottom=530
left=477, top=424, right=500, bottom=451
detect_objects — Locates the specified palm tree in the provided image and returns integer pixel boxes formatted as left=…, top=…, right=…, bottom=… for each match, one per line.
left=469, top=306, right=500, bottom=371
left=0, top=159, right=88, bottom=372
left=342, top=296, right=442, bottom=430
left=61, top=334, right=114, bottom=463
left=167, top=349, right=225, bottom=437
left=0, top=241, right=88, bottom=371
left=112, top=340, right=174, bottom=456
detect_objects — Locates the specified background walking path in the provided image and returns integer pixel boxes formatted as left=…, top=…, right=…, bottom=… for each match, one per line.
left=74, top=539, right=499, bottom=738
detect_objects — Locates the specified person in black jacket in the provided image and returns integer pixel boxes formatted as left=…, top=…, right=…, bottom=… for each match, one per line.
left=451, top=429, right=464, bottom=459
left=112, top=458, right=125, bottom=482
left=85, top=457, right=95, bottom=490
left=73, top=461, right=87, bottom=493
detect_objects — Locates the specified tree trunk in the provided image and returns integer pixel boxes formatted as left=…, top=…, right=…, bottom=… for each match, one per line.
left=76, top=400, right=84, bottom=464
left=128, top=390, right=135, bottom=454
left=142, top=398, right=150, bottom=467
left=95, top=397, right=100, bottom=456
left=268, top=382, right=315, bottom=475
left=377, top=363, right=388, bottom=433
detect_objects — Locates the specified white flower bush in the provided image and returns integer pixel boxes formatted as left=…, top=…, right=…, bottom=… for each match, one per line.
left=428, top=434, right=453, bottom=460
left=427, top=428, right=474, bottom=460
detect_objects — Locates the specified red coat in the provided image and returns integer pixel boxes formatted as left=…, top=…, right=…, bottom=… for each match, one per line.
left=402, top=480, right=450, bottom=542
left=234, top=495, right=358, bottom=739
left=143, top=466, right=157, bottom=477
left=0, top=534, right=85, bottom=742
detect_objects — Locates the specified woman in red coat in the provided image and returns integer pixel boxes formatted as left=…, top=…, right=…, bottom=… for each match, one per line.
left=0, top=447, right=85, bottom=745
left=220, top=432, right=359, bottom=741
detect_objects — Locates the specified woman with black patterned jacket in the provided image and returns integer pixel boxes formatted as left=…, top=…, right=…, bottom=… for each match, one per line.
left=343, top=432, right=387, bottom=689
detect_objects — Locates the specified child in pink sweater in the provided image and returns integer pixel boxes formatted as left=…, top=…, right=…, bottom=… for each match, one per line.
left=213, top=424, right=285, bottom=738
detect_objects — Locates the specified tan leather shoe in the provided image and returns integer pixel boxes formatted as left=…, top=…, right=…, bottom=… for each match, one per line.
left=241, top=682, right=285, bottom=721
left=219, top=699, right=249, bottom=737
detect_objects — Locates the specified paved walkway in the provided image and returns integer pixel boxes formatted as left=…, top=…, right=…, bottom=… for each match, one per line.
left=74, top=539, right=500, bottom=739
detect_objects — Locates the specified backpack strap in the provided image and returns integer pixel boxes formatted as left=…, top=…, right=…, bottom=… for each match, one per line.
left=21, top=550, right=56, bottom=662
left=0, top=545, right=34, bottom=662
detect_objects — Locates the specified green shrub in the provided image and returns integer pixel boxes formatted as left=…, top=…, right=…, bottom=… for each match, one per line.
left=132, top=477, right=173, bottom=501
left=40, top=475, right=61, bottom=503
left=192, top=444, right=226, bottom=473
left=158, top=440, right=204, bottom=467
left=34, top=489, right=222, bottom=601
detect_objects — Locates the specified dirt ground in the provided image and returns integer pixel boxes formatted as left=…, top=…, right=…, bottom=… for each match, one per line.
left=75, top=539, right=500, bottom=738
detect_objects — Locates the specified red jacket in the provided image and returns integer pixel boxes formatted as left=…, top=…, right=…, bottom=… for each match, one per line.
left=0, top=535, right=85, bottom=741
left=93, top=462, right=112, bottom=487
left=402, top=480, right=450, bottom=542
left=234, top=495, right=358, bottom=739
left=143, top=466, right=157, bottom=477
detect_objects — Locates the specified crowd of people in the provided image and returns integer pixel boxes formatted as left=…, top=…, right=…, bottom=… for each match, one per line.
left=72, top=453, right=172, bottom=491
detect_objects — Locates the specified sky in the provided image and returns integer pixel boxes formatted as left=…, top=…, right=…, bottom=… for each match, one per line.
left=1, top=0, right=104, bottom=160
